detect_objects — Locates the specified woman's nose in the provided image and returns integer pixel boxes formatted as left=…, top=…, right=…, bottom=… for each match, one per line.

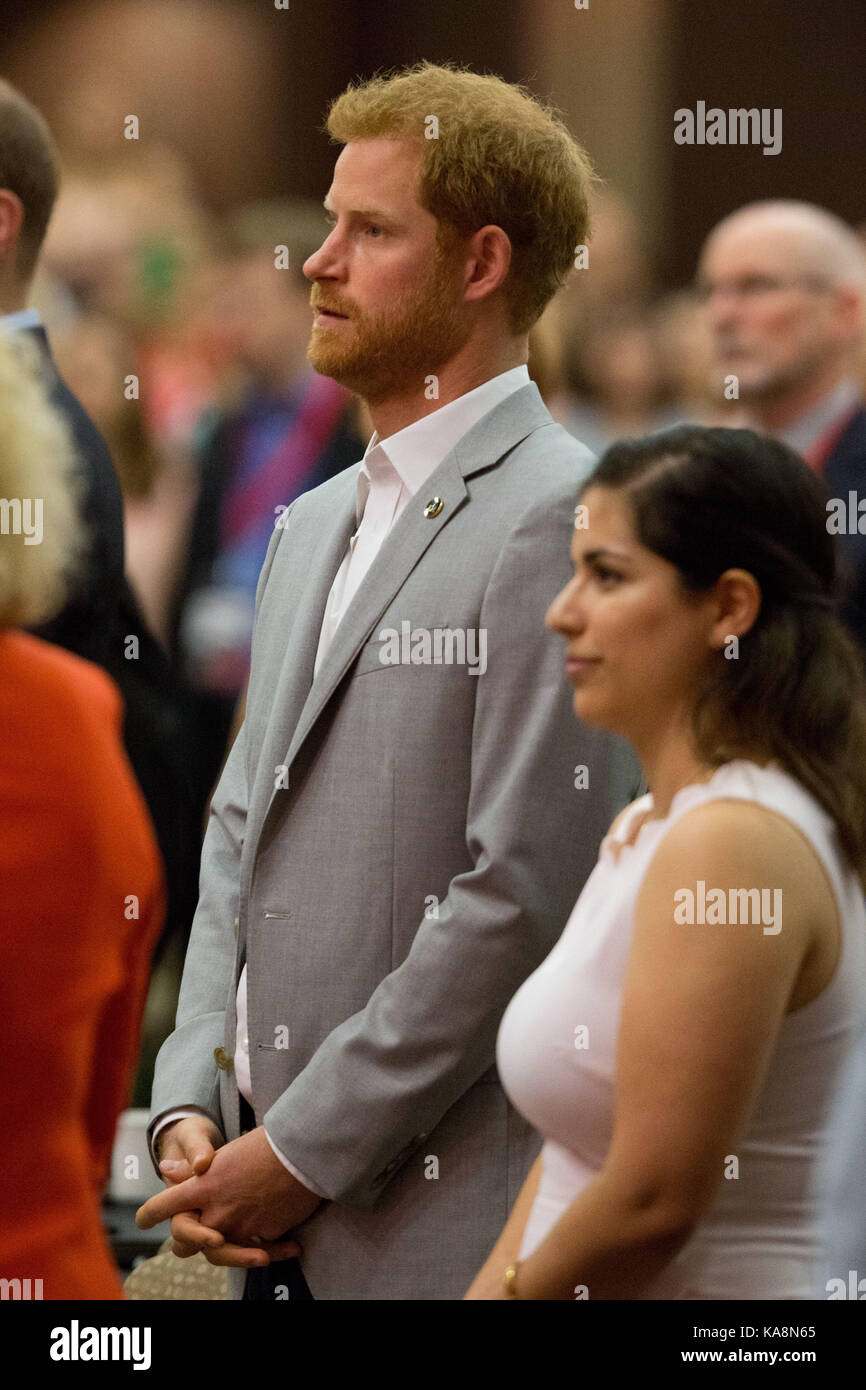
left=546, top=577, right=584, bottom=635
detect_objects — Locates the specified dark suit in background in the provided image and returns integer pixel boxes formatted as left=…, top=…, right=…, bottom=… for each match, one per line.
left=823, top=406, right=866, bottom=659
left=24, top=324, right=200, bottom=970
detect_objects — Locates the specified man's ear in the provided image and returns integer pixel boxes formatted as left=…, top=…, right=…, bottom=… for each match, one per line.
left=831, top=283, right=864, bottom=344
left=0, top=188, right=24, bottom=262
left=462, top=224, right=512, bottom=306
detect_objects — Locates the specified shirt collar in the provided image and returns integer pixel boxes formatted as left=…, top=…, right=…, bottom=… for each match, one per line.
left=355, top=364, right=530, bottom=521
left=0, top=307, right=42, bottom=333
left=775, top=378, right=862, bottom=458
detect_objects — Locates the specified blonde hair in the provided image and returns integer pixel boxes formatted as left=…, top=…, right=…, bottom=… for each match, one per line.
left=325, top=60, right=596, bottom=335
left=0, top=333, right=83, bottom=627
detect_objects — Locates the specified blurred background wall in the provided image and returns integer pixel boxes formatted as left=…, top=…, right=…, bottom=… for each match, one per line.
left=3, top=0, right=863, bottom=289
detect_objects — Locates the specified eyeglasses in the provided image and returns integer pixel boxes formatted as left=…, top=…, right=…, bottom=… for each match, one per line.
left=696, top=274, right=833, bottom=304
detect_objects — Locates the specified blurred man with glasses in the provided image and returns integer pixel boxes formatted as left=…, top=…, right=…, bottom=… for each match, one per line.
left=698, top=200, right=866, bottom=655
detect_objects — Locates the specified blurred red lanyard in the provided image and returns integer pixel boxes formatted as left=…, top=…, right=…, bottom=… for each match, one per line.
left=223, top=375, right=348, bottom=545
left=804, top=405, right=861, bottom=474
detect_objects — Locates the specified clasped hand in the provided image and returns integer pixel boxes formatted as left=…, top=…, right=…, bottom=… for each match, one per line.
left=135, top=1118, right=324, bottom=1268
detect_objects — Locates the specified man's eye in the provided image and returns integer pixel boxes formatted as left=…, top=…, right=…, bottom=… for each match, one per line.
left=366, top=224, right=383, bottom=237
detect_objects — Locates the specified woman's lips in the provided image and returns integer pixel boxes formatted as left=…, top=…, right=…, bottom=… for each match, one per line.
left=565, top=657, right=601, bottom=682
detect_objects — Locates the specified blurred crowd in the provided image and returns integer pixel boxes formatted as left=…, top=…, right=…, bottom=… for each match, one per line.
left=34, top=153, right=732, bottom=687
left=6, top=75, right=866, bottom=1153
left=22, top=131, right=866, bottom=1097
left=35, top=146, right=866, bottom=681
left=30, top=156, right=727, bottom=799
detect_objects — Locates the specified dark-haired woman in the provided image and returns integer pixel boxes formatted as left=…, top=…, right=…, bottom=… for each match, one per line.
left=466, top=425, right=866, bottom=1300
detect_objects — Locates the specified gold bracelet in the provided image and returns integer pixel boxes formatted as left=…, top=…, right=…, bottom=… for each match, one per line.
left=503, top=1263, right=521, bottom=1299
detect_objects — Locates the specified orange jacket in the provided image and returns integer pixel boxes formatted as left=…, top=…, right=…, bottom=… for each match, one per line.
left=0, top=631, right=165, bottom=1299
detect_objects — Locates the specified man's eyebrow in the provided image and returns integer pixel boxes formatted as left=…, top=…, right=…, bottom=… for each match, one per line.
left=322, top=199, right=395, bottom=221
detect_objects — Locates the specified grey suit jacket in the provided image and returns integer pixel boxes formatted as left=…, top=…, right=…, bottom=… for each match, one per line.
left=148, top=381, right=638, bottom=1299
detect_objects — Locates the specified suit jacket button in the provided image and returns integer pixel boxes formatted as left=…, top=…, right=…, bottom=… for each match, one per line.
left=214, top=1047, right=234, bottom=1071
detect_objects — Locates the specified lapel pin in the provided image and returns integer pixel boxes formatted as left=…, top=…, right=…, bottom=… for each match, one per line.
left=423, top=496, right=444, bottom=519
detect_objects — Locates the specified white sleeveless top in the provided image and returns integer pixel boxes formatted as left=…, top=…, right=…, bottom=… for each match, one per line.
left=496, top=760, right=866, bottom=1299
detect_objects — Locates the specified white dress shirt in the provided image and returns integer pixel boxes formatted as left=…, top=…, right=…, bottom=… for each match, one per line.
left=0, top=307, right=42, bottom=333
left=153, top=364, right=531, bottom=1192
left=774, top=377, right=862, bottom=460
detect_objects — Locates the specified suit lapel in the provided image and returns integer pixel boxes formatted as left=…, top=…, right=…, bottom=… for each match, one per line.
left=256, top=381, right=552, bottom=830
left=283, top=451, right=468, bottom=775
left=250, top=470, right=357, bottom=821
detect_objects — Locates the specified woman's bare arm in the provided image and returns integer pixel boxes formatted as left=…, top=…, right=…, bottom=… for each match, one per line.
left=492, top=798, right=824, bottom=1299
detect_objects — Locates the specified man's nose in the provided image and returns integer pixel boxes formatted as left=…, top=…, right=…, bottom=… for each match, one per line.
left=704, top=295, right=739, bottom=337
left=303, top=246, right=326, bottom=281
left=303, top=233, right=342, bottom=282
